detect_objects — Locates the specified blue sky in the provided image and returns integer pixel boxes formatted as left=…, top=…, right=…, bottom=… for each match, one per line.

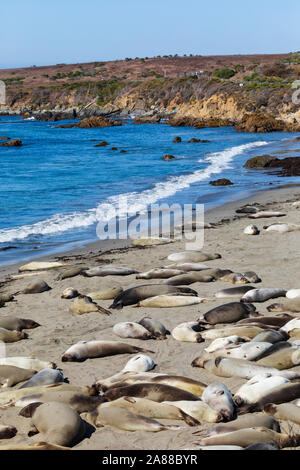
left=1, top=0, right=299, bottom=68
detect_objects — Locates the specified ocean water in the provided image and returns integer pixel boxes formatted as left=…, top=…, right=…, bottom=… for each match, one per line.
left=0, top=115, right=299, bottom=265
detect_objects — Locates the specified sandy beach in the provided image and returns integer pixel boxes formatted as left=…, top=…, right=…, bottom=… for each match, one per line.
left=1, top=183, right=300, bottom=450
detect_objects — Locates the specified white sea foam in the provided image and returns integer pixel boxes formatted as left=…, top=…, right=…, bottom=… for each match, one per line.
left=0, top=141, right=268, bottom=243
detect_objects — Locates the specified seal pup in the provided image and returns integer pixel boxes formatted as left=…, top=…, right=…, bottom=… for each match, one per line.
left=0, top=365, right=35, bottom=388
left=244, top=225, right=260, bottom=235
left=138, top=295, right=203, bottom=308
left=165, top=263, right=210, bottom=272
left=19, top=369, right=64, bottom=389
left=61, top=288, right=79, bottom=299
left=167, top=251, right=221, bottom=263
left=219, top=273, right=249, bottom=285
left=109, top=285, right=198, bottom=309
left=243, top=271, right=262, bottom=283
left=19, top=261, right=68, bottom=272
left=202, top=383, right=234, bottom=421
left=193, top=413, right=280, bottom=435
left=204, top=336, right=246, bottom=353
left=87, top=287, right=123, bottom=301
left=268, top=299, right=300, bottom=313
left=136, top=269, right=185, bottom=280
left=138, top=317, right=169, bottom=340
left=84, top=406, right=181, bottom=431
left=113, top=322, right=155, bottom=340
left=105, top=383, right=201, bottom=403
left=0, top=357, right=56, bottom=371
left=162, top=272, right=215, bottom=285
left=214, top=286, right=255, bottom=299
left=21, top=280, right=51, bottom=294
left=132, top=237, right=174, bottom=247
left=62, top=340, right=153, bottom=362
left=56, top=266, right=88, bottom=280
left=70, top=295, right=111, bottom=316
left=82, top=266, right=139, bottom=277
left=163, top=401, right=222, bottom=423
left=123, top=355, right=156, bottom=372
left=0, top=328, right=27, bottom=343
left=0, top=316, right=40, bottom=331
left=249, top=211, right=286, bottom=219
left=171, top=322, right=204, bottom=343
left=241, top=288, right=287, bottom=303
left=264, top=223, right=300, bottom=233
left=26, top=402, right=86, bottom=447
left=263, top=403, right=300, bottom=425
left=233, top=375, right=290, bottom=406
left=203, top=302, right=257, bottom=325
left=201, top=325, right=264, bottom=341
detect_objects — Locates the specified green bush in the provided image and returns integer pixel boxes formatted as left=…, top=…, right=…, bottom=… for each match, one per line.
left=214, top=68, right=235, bottom=79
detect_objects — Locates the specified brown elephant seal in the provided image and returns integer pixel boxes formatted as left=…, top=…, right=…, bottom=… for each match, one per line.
left=0, top=425, right=17, bottom=439
left=0, top=316, right=40, bottom=331
left=251, top=329, right=289, bottom=344
left=238, top=314, right=293, bottom=329
left=241, top=288, right=287, bottom=303
left=26, top=402, right=87, bottom=447
left=56, top=266, right=88, bottom=281
left=201, top=383, right=234, bottom=421
left=0, top=294, right=14, bottom=303
left=0, top=328, right=27, bottom=343
left=87, top=287, right=123, bottom=301
left=85, top=406, right=181, bottom=431
left=201, top=325, right=264, bottom=341
left=162, top=272, right=215, bottom=286
left=167, top=251, right=221, bottom=263
left=105, top=383, right=201, bottom=403
left=138, top=317, right=169, bottom=340
left=136, top=269, right=185, bottom=280
left=243, top=272, right=262, bottom=283
left=263, top=402, right=300, bottom=425
left=215, top=286, right=255, bottom=299
left=109, top=285, right=198, bottom=309
left=219, top=273, right=249, bottom=285
left=256, top=346, right=300, bottom=370
left=19, top=368, right=64, bottom=389
left=18, top=392, right=106, bottom=414
left=194, top=413, right=280, bottom=436
left=203, top=302, right=257, bottom=325
left=61, top=288, right=79, bottom=299
left=268, top=299, right=300, bottom=313
left=70, top=295, right=111, bottom=316
left=62, top=340, right=153, bottom=362
left=0, top=365, right=35, bottom=388
left=113, top=322, right=155, bottom=340
left=82, top=266, right=139, bottom=277
left=21, top=280, right=51, bottom=294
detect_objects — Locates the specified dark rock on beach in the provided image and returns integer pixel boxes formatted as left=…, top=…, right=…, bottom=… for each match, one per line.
left=133, top=115, right=161, bottom=124
left=267, top=156, right=300, bottom=176
left=210, top=178, right=233, bottom=186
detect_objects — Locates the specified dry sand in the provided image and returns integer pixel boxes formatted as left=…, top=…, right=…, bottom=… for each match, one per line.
left=0, top=184, right=300, bottom=450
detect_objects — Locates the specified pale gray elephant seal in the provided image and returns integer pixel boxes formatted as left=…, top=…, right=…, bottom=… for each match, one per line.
left=21, top=280, right=51, bottom=294
left=267, top=299, right=300, bottom=313
left=203, top=302, right=257, bottom=325
left=238, top=382, right=300, bottom=413
left=167, top=251, right=221, bottom=263
left=251, top=329, right=289, bottom=344
left=162, top=272, right=214, bottom=285
left=26, top=402, right=86, bottom=447
left=19, top=368, right=64, bottom=389
left=139, top=317, right=169, bottom=339
left=113, top=322, right=155, bottom=340
left=0, top=365, right=36, bottom=388
left=109, top=285, right=198, bottom=309
left=202, top=383, right=234, bottom=421
left=56, top=266, right=88, bottom=281
left=241, top=288, right=287, bottom=303
left=62, top=340, right=154, bottom=362
left=82, top=266, right=139, bottom=277
left=0, top=316, right=40, bottom=331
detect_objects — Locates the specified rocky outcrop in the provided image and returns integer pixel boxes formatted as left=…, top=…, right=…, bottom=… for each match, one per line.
left=210, top=178, right=233, bottom=186
left=235, top=114, right=285, bottom=133
left=1, top=139, right=22, bottom=147
left=34, top=110, right=76, bottom=121
left=244, top=155, right=277, bottom=168
left=133, top=115, right=161, bottom=124
left=58, top=116, right=122, bottom=128
left=267, top=157, right=300, bottom=176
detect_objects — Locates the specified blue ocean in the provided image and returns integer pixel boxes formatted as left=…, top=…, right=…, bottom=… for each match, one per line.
left=0, top=116, right=299, bottom=265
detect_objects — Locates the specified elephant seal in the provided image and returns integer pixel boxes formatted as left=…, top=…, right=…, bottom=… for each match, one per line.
left=162, top=272, right=215, bottom=285
left=21, top=280, right=51, bottom=294
left=281, top=318, right=300, bottom=334
left=0, top=294, right=14, bottom=303
left=256, top=347, right=300, bottom=369
left=239, top=382, right=300, bottom=413
left=0, top=357, right=56, bottom=371
left=87, top=287, right=123, bottom=301
left=167, top=251, right=221, bottom=263
left=165, top=263, right=210, bottom=272
left=202, top=383, right=234, bottom=421
left=138, top=295, right=203, bottom=308
left=94, top=397, right=198, bottom=426
left=18, top=392, right=106, bottom=414
left=163, top=400, right=222, bottom=423
left=19, top=369, right=64, bottom=389
left=27, top=402, right=86, bottom=447
left=85, top=406, right=180, bottom=431
left=138, top=317, right=169, bottom=340
left=61, top=288, right=79, bottom=299
left=62, top=340, right=153, bottom=362
left=219, top=273, right=249, bottom=285
left=19, top=261, right=67, bottom=272
left=123, top=355, right=156, bottom=372
left=263, top=402, right=300, bottom=425
left=0, top=425, right=17, bottom=440
left=70, top=295, right=111, bottom=316
left=113, top=322, right=155, bottom=340
left=82, top=266, right=138, bottom=277
left=171, top=323, right=204, bottom=343
left=0, top=316, right=40, bottom=331
left=105, top=383, right=201, bottom=403
left=203, top=302, right=257, bottom=325
left=56, top=266, right=87, bottom=280
left=215, top=286, right=255, bottom=299
left=193, top=413, right=280, bottom=435
left=249, top=211, right=286, bottom=219
left=0, top=328, right=27, bottom=343
left=244, top=443, right=280, bottom=450
left=238, top=314, right=293, bottom=329
left=131, top=237, right=173, bottom=247
left=203, top=357, right=300, bottom=380
left=0, top=365, right=35, bottom=388
left=234, top=375, right=289, bottom=406
left=251, top=329, right=289, bottom=344
left=244, top=225, right=260, bottom=235
left=196, top=427, right=296, bottom=448
left=201, top=325, right=264, bottom=341
left=136, top=269, right=184, bottom=279
left=268, top=299, right=300, bottom=313
left=243, top=272, right=262, bottom=283
left=109, top=285, right=198, bottom=309
left=241, top=288, right=287, bottom=303
left=204, top=336, right=246, bottom=353
left=264, top=223, right=300, bottom=233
